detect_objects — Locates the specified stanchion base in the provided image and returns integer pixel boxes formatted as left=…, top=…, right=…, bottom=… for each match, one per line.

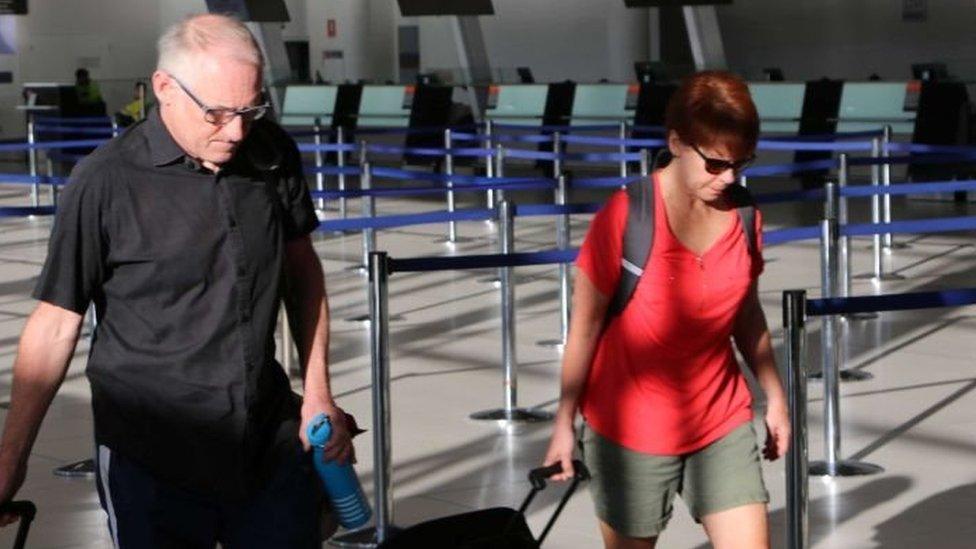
left=809, top=459, right=884, bottom=477
left=469, top=408, right=554, bottom=423
left=53, top=458, right=95, bottom=478
left=809, top=369, right=874, bottom=382
left=329, top=525, right=403, bottom=548
left=433, top=236, right=476, bottom=244
left=344, top=314, right=405, bottom=324
left=345, top=264, right=367, bottom=273
left=536, top=339, right=565, bottom=351
left=843, top=311, right=879, bottom=321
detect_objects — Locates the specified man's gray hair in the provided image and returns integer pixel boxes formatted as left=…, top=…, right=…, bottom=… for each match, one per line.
left=157, top=14, right=263, bottom=80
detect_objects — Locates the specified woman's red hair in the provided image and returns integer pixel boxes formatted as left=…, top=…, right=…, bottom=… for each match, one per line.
left=664, top=71, right=759, bottom=159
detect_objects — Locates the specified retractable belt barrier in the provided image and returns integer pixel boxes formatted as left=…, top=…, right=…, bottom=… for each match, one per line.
left=783, top=284, right=976, bottom=549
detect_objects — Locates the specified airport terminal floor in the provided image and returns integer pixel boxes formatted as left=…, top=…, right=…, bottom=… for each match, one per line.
left=0, top=170, right=975, bottom=547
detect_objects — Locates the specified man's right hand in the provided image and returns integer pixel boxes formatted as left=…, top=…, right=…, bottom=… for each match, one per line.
left=542, top=422, right=577, bottom=482
left=0, top=459, right=27, bottom=527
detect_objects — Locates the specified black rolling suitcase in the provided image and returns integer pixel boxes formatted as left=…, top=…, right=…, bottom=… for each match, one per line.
left=0, top=501, right=37, bottom=549
left=378, top=461, right=589, bottom=549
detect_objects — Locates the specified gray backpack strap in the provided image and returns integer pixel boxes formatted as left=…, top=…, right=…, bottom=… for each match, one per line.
left=724, top=183, right=757, bottom=255
left=607, top=175, right=654, bottom=317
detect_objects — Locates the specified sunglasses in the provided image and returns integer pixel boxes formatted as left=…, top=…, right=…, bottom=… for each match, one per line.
left=169, top=73, right=270, bottom=126
left=690, top=144, right=755, bottom=175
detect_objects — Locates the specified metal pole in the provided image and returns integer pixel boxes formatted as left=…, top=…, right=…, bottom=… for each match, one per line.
left=784, top=290, right=809, bottom=549
left=809, top=183, right=883, bottom=477
left=281, top=308, right=297, bottom=377
left=361, top=162, right=376, bottom=272
left=494, top=144, right=506, bottom=206
left=470, top=200, right=552, bottom=423
left=369, top=251, right=394, bottom=543
left=882, top=125, right=893, bottom=249
left=46, top=157, right=56, bottom=206
left=337, top=126, right=348, bottom=219
left=639, top=148, right=650, bottom=177
left=538, top=174, right=570, bottom=349
left=739, top=174, right=748, bottom=189
left=871, top=136, right=883, bottom=279
left=333, top=252, right=401, bottom=547
left=500, top=200, right=517, bottom=414
left=552, top=132, right=563, bottom=183
left=444, top=129, right=458, bottom=243
left=313, top=117, right=325, bottom=212
left=485, top=120, right=496, bottom=210
left=837, top=154, right=851, bottom=299
left=618, top=121, right=627, bottom=178
left=111, top=119, right=119, bottom=138
left=27, top=118, right=38, bottom=207
left=820, top=182, right=841, bottom=474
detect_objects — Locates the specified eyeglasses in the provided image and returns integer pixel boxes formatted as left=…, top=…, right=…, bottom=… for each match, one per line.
left=169, top=74, right=269, bottom=126
left=690, top=144, right=755, bottom=175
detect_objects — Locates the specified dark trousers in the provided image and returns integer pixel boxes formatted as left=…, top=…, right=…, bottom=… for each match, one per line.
left=94, top=445, right=321, bottom=549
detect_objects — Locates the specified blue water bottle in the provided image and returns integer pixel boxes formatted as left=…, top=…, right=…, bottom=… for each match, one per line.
left=306, top=413, right=372, bottom=530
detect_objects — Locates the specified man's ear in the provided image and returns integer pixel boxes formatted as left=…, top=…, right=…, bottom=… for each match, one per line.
left=151, top=71, right=174, bottom=106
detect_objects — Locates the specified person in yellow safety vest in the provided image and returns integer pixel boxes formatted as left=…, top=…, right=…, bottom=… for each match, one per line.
left=117, top=81, right=150, bottom=126
left=74, top=68, right=103, bottom=106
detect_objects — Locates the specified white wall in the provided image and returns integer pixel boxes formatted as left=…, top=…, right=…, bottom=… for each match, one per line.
left=399, top=2, right=649, bottom=84
left=718, top=0, right=976, bottom=81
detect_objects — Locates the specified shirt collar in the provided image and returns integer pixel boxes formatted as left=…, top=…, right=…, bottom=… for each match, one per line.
left=145, top=107, right=187, bottom=167
left=145, top=107, right=282, bottom=173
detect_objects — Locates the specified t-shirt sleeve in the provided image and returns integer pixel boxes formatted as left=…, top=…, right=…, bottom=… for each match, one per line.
left=278, top=133, right=320, bottom=240
left=751, top=207, right=765, bottom=279
left=31, top=162, right=107, bottom=314
left=576, top=190, right=628, bottom=298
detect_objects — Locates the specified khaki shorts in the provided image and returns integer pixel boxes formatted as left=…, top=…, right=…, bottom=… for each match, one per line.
left=580, top=421, right=769, bottom=539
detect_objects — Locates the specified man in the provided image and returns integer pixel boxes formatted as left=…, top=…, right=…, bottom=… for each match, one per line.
left=0, top=14, right=352, bottom=547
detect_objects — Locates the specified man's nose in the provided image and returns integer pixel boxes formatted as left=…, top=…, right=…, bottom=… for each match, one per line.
left=220, top=115, right=247, bottom=141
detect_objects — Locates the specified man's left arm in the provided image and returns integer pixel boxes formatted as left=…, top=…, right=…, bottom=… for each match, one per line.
left=282, top=234, right=353, bottom=464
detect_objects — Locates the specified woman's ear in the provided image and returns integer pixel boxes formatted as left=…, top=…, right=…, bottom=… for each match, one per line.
left=667, top=130, right=683, bottom=158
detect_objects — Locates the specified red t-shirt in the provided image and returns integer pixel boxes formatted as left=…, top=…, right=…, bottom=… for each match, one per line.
left=577, top=173, right=764, bottom=455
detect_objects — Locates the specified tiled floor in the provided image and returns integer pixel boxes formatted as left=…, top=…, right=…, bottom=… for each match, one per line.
left=1, top=174, right=975, bottom=548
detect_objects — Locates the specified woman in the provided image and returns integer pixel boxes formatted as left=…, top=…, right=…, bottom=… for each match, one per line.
left=543, top=71, right=790, bottom=549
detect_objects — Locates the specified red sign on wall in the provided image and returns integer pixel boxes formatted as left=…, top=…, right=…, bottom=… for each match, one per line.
left=326, top=19, right=337, bottom=38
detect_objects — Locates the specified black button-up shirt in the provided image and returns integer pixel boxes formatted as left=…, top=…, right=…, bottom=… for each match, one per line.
left=33, top=108, right=319, bottom=499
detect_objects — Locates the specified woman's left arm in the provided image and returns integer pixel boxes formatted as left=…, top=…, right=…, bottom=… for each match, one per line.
left=733, top=283, right=791, bottom=460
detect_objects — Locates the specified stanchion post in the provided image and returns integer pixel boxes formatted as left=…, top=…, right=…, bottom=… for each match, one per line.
left=369, top=251, right=394, bottom=543
left=784, top=290, right=809, bottom=549
left=494, top=144, right=506, bottom=207
left=313, top=117, right=325, bottom=211
left=27, top=117, right=38, bottom=207
left=333, top=252, right=401, bottom=546
left=111, top=119, right=119, bottom=138
left=809, top=182, right=883, bottom=476
left=337, top=126, right=348, bottom=219
left=837, top=154, right=851, bottom=298
left=280, top=307, right=297, bottom=377
left=470, top=200, right=552, bottom=423
left=485, top=120, right=496, bottom=210
left=537, top=174, right=571, bottom=349
left=361, top=162, right=376, bottom=272
left=553, top=132, right=563, bottom=181
left=618, top=121, right=628, bottom=178
left=871, top=135, right=883, bottom=279
left=443, top=129, right=458, bottom=243
left=882, top=125, right=893, bottom=249
left=739, top=174, right=748, bottom=189
left=639, top=148, right=650, bottom=178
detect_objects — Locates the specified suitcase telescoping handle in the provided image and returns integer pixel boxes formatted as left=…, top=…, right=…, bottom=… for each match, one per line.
left=0, top=501, right=37, bottom=549
left=521, top=460, right=591, bottom=546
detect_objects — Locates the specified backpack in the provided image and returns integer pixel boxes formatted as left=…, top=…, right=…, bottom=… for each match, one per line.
left=606, top=154, right=757, bottom=317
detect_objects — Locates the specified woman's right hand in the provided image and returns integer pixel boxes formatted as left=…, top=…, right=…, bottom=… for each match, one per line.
left=542, top=421, right=577, bottom=482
